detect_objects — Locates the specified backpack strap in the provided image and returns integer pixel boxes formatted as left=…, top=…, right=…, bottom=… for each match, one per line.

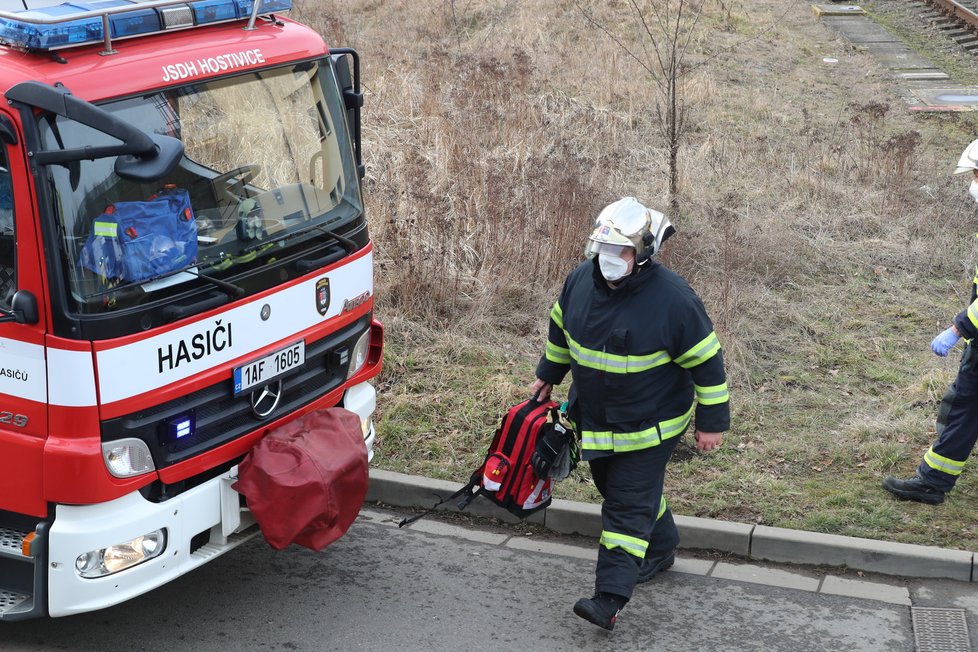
left=397, top=475, right=481, bottom=528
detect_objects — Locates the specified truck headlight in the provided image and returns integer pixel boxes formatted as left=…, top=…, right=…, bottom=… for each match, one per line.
left=75, top=529, right=166, bottom=578
left=346, top=329, right=370, bottom=379
left=102, top=438, right=155, bottom=478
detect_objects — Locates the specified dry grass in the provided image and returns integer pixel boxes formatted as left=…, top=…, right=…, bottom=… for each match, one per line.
left=296, top=0, right=978, bottom=550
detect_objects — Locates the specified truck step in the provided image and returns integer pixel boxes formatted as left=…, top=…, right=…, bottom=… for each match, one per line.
left=190, top=523, right=260, bottom=561
left=0, top=588, right=31, bottom=617
left=0, top=525, right=29, bottom=560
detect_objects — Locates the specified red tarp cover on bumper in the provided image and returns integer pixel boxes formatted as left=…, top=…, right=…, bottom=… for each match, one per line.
left=232, top=408, right=368, bottom=551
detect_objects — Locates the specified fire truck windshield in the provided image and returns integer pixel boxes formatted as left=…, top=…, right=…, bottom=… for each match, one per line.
left=36, top=59, right=364, bottom=318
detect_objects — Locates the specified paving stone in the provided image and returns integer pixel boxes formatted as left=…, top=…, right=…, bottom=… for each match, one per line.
left=820, top=16, right=900, bottom=43
left=711, top=562, right=820, bottom=592
left=876, top=51, right=947, bottom=70
left=505, top=536, right=596, bottom=560
left=812, top=4, right=867, bottom=17
left=910, top=87, right=978, bottom=107
left=821, top=575, right=911, bottom=606
left=358, top=508, right=401, bottom=526
left=401, top=519, right=510, bottom=545
left=897, top=71, right=950, bottom=81
left=671, top=557, right=715, bottom=577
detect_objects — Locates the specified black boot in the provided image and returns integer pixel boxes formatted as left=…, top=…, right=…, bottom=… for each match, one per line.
left=573, top=592, right=627, bottom=631
left=636, top=550, right=675, bottom=584
left=882, top=475, right=946, bottom=505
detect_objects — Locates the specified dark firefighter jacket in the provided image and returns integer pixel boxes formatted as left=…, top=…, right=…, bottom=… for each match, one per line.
left=953, top=266, right=978, bottom=340
left=536, top=259, right=730, bottom=458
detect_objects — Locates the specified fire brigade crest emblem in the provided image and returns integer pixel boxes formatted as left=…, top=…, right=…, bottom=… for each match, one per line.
left=315, top=278, right=331, bottom=316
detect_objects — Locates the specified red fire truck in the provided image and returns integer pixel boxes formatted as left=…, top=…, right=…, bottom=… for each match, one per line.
left=0, top=0, right=382, bottom=619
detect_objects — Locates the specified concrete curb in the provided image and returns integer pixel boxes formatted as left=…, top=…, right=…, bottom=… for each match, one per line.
left=367, top=468, right=976, bottom=582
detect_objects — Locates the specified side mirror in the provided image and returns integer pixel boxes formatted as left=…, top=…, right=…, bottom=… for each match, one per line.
left=0, top=290, right=38, bottom=325
left=330, top=49, right=363, bottom=180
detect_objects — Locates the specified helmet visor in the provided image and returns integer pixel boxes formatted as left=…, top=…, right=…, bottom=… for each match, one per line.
left=585, top=241, right=628, bottom=259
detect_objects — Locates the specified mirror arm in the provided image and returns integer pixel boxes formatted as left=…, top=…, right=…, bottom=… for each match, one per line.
left=7, top=81, right=183, bottom=181
left=35, top=143, right=155, bottom=165
left=7, top=81, right=157, bottom=157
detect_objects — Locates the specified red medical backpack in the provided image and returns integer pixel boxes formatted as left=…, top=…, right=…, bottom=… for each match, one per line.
left=399, top=397, right=571, bottom=527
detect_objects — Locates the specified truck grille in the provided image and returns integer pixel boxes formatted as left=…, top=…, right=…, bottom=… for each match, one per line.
left=100, top=314, right=370, bottom=468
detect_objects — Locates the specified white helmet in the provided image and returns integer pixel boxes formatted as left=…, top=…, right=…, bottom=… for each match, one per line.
left=954, top=138, right=978, bottom=174
left=584, top=197, right=675, bottom=263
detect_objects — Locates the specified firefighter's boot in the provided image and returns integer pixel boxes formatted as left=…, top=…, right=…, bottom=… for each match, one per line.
left=573, top=592, right=626, bottom=631
left=882, top=475, right=946, bottom=505
left=636, top=550, right=675, bottom=584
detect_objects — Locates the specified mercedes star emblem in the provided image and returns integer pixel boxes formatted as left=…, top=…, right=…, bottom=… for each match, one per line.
left=250, top=380, right=283, bottom=419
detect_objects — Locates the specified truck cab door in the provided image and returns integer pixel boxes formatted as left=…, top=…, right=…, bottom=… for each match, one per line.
left=0, top=109, right=49, bottom=516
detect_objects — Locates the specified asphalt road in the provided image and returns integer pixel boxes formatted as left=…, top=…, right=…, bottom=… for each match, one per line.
left=1, top=506, right=972, bottom=651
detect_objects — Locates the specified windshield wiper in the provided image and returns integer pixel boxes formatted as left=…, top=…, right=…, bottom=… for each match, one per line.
left=80, top=263, right=244, bottom=302
left=134, top=263, right=245, bottom=298
left=309, top=224, right=357, bottom=253
left=185, top=269, right=245, bottom=297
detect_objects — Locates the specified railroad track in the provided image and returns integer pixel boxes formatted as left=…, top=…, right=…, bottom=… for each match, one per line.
left=917, top=0, right=978, bottom=53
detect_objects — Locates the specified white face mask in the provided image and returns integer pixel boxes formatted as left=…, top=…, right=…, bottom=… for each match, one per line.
left=969, top=180, right=978, bottom=205
left=598, top=253, right=629, bottom=282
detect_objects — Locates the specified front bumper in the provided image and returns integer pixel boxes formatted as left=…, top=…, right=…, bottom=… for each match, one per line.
left=47, top=466, right=258, bottom=617
left=45, top=381, right=377, bottom=617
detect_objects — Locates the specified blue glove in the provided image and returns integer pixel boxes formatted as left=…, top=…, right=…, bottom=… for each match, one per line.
left=931, top=327, right=960, bottom=357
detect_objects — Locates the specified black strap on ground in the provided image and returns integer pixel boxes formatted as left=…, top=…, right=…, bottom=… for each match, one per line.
left=397, top=481, right=481, bottom=528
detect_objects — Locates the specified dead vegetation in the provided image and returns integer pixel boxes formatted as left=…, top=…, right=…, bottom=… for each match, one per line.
left=296, top=0, right=978, bottom=549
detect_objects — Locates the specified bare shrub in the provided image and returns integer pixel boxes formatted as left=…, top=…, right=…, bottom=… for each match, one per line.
left=366, top=44, right=612, bottom=323
left=847, top=101, right=891, bottom=180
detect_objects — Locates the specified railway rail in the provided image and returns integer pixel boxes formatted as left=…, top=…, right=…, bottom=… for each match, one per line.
left=919, top=0, right=978, bottom=52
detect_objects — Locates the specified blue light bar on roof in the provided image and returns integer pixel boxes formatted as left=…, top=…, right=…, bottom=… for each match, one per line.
left=188, top=0, right=234, bottom=24
left=232, top=0, right=289, bottom=17
left=0, top=0, right=291, bottom=50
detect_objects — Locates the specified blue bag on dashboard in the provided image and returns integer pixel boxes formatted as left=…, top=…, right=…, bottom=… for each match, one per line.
left=80, top=187, right=197, bottom=283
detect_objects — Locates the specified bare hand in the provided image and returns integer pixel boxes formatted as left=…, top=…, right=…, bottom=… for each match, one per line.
left=694, top=430, right=723, bottom=452
left=530, top=378, right=553, bottom=401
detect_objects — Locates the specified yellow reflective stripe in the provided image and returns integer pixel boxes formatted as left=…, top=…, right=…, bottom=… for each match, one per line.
left=550, top=301, right=563, bottom=329
left=581, top=430, right=614, bottom=450
left=93, top=221, right=118, bottom=238
left=581, top=404, right=693, bottom=452
left=657, top=496, right=667, bottom=519
left=599, top=530, right=648, bottom=559
left=657, top=404, right=694, bottom=439
left=969, top=301, right=978, bottom=332
left=545, top=341, right=570, bottom=364
left=565, top=332, right=671, bottom=374
left=695, top=382, right=729, bottom=406
left=923, top=447, right=965, bottom=476
left=674, top=331, right=721, bottom=369
left=610, top=424, right=662, bottom=452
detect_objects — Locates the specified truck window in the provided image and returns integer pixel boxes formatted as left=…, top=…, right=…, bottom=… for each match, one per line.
left=0, top=155, right=14, bottom=307
left=35, top=60, right=364, bottom=317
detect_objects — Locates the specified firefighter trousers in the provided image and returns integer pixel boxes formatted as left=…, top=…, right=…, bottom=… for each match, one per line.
left=918, top=343, right=978, bottom=492
left=589, top=436, right=681, bottom=600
